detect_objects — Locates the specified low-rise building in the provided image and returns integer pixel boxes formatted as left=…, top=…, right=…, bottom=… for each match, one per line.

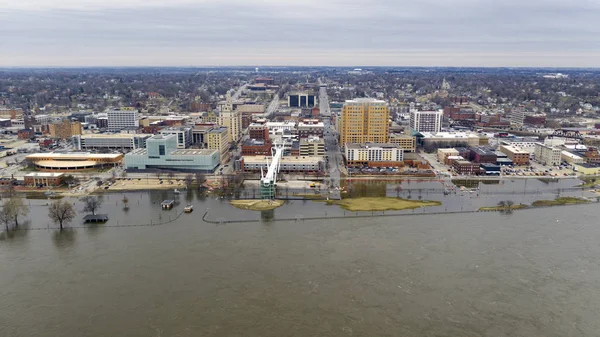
left=470, top=147, right=497, bottom=164
left=299, top=137, right=325, bottom=156
left=124, top=134, right=219, bottom=172
left=24, top=172, right=64, bottom=187
left=389, top=133, right=416, bottom=152
left=561, top=151, right=584, bottom=164
left=297, top=119, right=324, bottom=138
left=241, top=139, right=272, bottom=156
left=345, top=143, right=404, bottom=167
left=241, top=155, right=324, bottom=173
left=573, top=163, right=600, bottom=175
left=437, top=148, right=459, bottom=163
left=534, top=143, right=561, bottom=166
left=480, top=163, right=501, bottom=175
left=25, top=152, right=123, bottom=171
left=420, top=132, right=488, bottom=148
left=18, top=129, right=34, bottom=140
left=248, top=123, right=270, bottom=141
left=499, top=145, right=530, bottom=166
left=453, top=160, right=481, bottom=175
left=73, top=134, right=152, bottom=151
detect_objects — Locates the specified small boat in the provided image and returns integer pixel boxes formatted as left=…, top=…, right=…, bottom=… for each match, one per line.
left=173, top=189, right=181, bottom=194
left=184, top=205, right=194, bottom=213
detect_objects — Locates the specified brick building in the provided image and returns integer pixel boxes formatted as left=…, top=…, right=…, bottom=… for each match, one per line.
left=241, top=139, right=272, bottom=156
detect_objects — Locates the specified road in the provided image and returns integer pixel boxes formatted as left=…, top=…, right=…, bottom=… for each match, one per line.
left=318, top=79, right=331, bottom=117
left=320, top=84, right=341, bottom=200
left=264, top=94, right=279, bottom=118
left=231, top=83, right=247, bottom=100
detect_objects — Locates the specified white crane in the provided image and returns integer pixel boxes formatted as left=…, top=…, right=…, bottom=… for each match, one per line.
left=260, top=143, right=284, bottom=199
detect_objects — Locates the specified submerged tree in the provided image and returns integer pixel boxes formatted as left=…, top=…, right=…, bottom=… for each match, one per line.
left=81, top=195, right=103, bottom=215
left=48, top=200, right=76, bottom=231
left=0, top=197, right=29, bottom=231
left=184, top=174, right=194, bottom=189
left=195, top=172, right=206, bottom=190
left=122, top=196, right=129, bottom=211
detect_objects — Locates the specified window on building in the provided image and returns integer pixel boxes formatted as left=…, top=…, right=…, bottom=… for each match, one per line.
left=159, top=145, right=165, bottom=156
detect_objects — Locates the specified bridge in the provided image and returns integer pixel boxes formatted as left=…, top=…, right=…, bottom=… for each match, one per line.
left=550, top=128, right=583, bottom=140
left=260, top=143, right=284, bottom=199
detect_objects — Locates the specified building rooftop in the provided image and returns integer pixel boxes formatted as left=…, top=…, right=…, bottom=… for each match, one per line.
left=500, top=145, right=530, bottom=154
left=346, top=143, right=402, bottom=150
left=78, top=133, right=152, bottom=139
left=471, top=147, right=496, bottom=156
left=24, top=172, right=64, bottom=177
left=171, top=149, right=217, bottom=156
left=243, top=139, right=267, bottom=146
left=420, top=132, right=483, bottom=139
left=26, top=152, right=123, bottom=160
left=243, top=155, right=323, bottom=164
left=344, top=98, right=386, bottom=104
left=208, top=126, right=228, bottom=134
left=301, top=136, right=323, bottom=144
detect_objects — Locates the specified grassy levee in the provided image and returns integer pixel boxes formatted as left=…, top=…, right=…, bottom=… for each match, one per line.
left=230, top=199, right=285, bottom=211
left=532, top=197, right=590, bottom=207
left=324, top=197, right=441, bottom=212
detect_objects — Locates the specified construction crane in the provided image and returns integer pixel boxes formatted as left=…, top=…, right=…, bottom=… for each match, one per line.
left=260, top=143, right=284, bottom=199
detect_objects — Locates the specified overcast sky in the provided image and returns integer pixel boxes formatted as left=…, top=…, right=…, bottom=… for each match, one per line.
left=1, top=0, right=599, bottom=67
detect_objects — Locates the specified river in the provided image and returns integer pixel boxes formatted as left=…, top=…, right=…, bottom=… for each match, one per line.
left=1, top=188, right=599, bottom=336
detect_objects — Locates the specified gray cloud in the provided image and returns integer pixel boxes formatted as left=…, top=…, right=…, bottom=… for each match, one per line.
left=1, top=0, right=599, bottom=66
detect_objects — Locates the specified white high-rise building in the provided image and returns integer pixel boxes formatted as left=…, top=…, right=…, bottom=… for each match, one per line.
left=218, top=92, right=242, bottom=143
left=510, top=110, right=525, bottom=127
left=107, top=109, right=139, bottom=131
left=409, top=109, right=443, bottom=133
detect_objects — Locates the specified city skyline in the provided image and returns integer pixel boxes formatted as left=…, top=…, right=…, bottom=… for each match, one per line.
left=1, top=0, right=600, bottom=67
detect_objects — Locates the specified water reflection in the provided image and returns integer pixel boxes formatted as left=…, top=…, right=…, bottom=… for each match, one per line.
left=52, top=229, right=76, bottom=248
left=260, top=209, right=275, bottom=222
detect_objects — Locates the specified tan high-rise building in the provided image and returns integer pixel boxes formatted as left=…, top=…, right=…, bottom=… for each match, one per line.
left=217, top=93, right=242, bottom=144
left=49, top=119, right=82, bottom=140
left=207, top=126, right=230, bottom=162
left=340, top=98, right=389, bottom=145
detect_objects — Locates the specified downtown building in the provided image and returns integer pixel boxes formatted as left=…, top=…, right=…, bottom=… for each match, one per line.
left=345, top=143, right=404, bottom=168
left=107, top=109, right=139, bottom=131
left=124, top=134, right=220, bottom=172
left=73, top=133, right=152, bottom=151
left=217, top=94, right=242, bottom=143
left=340, top=98, right=389, bottom=146
left=409, top=109, right=443, bottom=133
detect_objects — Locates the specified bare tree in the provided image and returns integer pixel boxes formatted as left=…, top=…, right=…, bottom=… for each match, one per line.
left=0, top=203, right=13, bottom=232
left=155, top=172, right=162, bottom=180
left=167, top=172, right=175, bottom=183
left=81, top=195, right=103, bottom=215
left=111, top=169, right=117, bottom=181
left=120, top=171, right=127, bottom=179
left=184, top=174, right=194, bottom=189
left=4, top=197, right=29, bottom=228
left=195, top=172, right=206, bottom=190
left=48, top=200, right=76, bottom=231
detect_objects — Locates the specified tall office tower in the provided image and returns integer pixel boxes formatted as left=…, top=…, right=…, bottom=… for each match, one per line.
left=340, top=98, right=389, bottom=145
left=509, top=109, right=525, bottom=128
left=218, top=92, right=242, bottom=143
left=409, top=109, right=443, bottom=133
left=107, top=109, right=139, bottom=131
